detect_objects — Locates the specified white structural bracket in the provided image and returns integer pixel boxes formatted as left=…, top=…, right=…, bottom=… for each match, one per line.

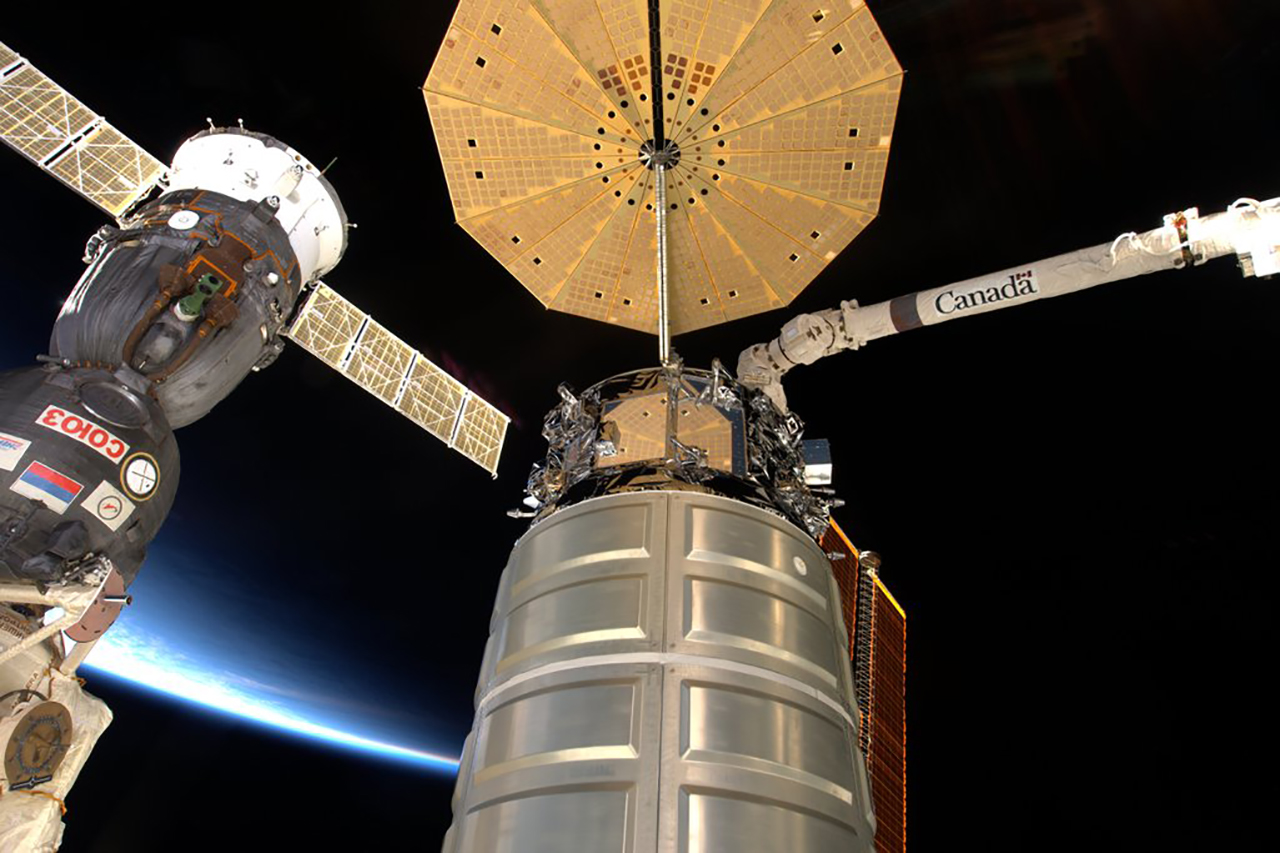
left=738, top=196, right=1280, bottom=411
left=0, top=566, right=112, bottom=668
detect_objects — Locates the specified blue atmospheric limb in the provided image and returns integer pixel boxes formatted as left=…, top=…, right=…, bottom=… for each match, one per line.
left=82, top=620, right=460, bottom=773
left=72, top=542, right=465, bottom=772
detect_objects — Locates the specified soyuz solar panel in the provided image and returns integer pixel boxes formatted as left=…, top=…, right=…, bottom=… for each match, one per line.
left=0, top=41, right=163, bottom=217
left=286, top=284, right=509, bottom=475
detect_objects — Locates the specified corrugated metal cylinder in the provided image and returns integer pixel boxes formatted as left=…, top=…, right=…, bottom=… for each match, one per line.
left=443, top=491, right=876, bottom=852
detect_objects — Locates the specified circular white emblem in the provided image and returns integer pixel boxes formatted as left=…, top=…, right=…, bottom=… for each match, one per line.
left=121, top=453, right=160, bottom=501
left=167, top=210, right=200, bottom=230
left=793, top=556, right=808, bottom=576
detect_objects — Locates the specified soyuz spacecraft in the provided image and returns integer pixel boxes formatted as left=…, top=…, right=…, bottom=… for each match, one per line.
left=1, top=0, right=1278, bottom=851
left=0, top=34, right=510, bottom=848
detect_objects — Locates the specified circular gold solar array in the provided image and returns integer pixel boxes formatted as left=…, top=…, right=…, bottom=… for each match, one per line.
left=424, top=1, right=902, bottom=336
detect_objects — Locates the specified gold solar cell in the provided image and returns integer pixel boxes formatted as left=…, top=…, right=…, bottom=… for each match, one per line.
left=429, top=25, right=619, bottom=142
left=528, top=0, right=651, bottom=134
left=460, top=170, right=631, bottom=267
left=345, top=320, right=415, bottom=405
left=452, top=1, right=635, bottom=136
left=683, top=169, right=824, bottom=303
left=681, top=0, right=870, bottom=140
left=711, top=171, right=875, bottom=256
left=284, top=283, right=367, bottom=368
left=397, top=357, right=469, bottom=445
left=551, top=169, right=648, bottom=322
left=427, top=0, right=901, bottom=338
left=453, top=394, right=511, bottom=475
left=0, top=42, right=19, bottom=70
left=46, top=123, right=165, bottom=217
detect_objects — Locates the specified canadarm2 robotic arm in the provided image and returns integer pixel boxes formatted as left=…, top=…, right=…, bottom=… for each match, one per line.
left=738, top=197, right=1280, bottom=411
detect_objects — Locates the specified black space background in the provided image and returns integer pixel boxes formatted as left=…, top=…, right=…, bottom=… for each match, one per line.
left=3, top=1, right=1279, bottom=849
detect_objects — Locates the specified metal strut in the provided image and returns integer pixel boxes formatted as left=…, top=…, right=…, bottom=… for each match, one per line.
left=656, top=164, right=672, bottom=366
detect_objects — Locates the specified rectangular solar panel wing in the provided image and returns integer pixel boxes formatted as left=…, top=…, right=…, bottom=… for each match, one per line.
left=285, top=283, right=509, bottom=476
left=0, top=41, right=164, bottom=218
left=451, top=393, right=511, bottom=476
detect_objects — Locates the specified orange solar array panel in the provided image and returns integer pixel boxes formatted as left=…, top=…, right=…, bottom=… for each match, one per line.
left=825, top=519, right=907, bottom=853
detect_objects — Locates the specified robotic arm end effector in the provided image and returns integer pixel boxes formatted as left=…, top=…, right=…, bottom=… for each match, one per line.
left=736, top=301, right=862, bottom=413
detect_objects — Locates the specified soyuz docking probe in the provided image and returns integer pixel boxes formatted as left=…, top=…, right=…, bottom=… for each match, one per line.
left=2, top=0, right=1280, bottom=850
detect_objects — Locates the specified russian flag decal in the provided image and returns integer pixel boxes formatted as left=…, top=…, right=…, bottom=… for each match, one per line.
left=9, top=460, right=84, bottom=514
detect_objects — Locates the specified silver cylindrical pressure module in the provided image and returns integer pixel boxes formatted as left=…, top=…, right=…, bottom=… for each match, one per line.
left=444, top=367, right=876, bottom=853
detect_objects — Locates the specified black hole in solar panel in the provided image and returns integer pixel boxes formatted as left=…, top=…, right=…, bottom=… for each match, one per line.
left=813, top=11, right=825, bottom=23
left=491, top=23, right=502, bottom=35
left=603, top=176, right=610, bottom=183
left=512, top=235, right=521, bottom=244
left=533, top=257, right=542, bottom=265
left=671, top=203, right=678, bottom=210
left=628, top=199, right=636, bottom=205
left=789, top=254, right=799, bottom=262
left=712, top=123, right=720, bottom=131
left=621, top=100, right=629, bottom=108
left=700, top=297, right=710, bottom=305
left=467, top=138, right=477, bottom=147
left=623, top=298, right=632, bottom=305
left=476, top=56, right=487, bottom=67
left=728, top=290, right=738, bottom=298
left=717, top=159, right=725, bottom=166
left=646, top=203, right=653, bottom=210
left=701, top=189, right=708, bottom=195
left=608, top=111, right=616, bottom=118
left=844, top=162, right=853, bottom=170
left=832, top=43, right=843, bottom=55
left=597, top=127, right=605, bottom=134
left=701, top=108, right=709, bottom=116
left=594, top=143, right=601, bottom=150
left=849, top=127, right=859, bottom=138
left=717, top=140, right=725, bottom=147
left=687, top=98, right=694, bottom=106
left=688, top=198, right=695, bottom=205
left=615, top=190, right=622, bottom=197
left=667, top=92, right=675, bottom=100
left=596, top=162, right=603, bottom=168
left=712, top=174, right=720, bottom=180
left=640, top=94, right=648, bottom=101
left=594, top=291, right=603, bottom=299
left=811, top=231, right=820, bottom=239
left=475, top=171, right=484, bottom=179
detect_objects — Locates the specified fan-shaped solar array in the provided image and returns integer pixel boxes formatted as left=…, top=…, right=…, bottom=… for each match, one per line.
left=425, top=1, right=902, bottom=335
